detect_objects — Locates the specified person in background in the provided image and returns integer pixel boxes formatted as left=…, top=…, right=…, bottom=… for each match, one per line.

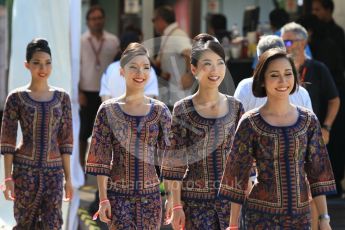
left=235, top=35, right=312, bottom=112
left=207, top=14, right=232, bottom=46
left=282, top=22, right=343, bottom=203
left=162, top=34, right=243, bottom=230
left=220, top=48, right=336, bottom=230
left=86, top=43, right=171, bottom=229
left=252, top=8, right=312, bottom=70
left=100, top=26, right=158, bottom=101
left=79, top=5, right=120, bottom=169
left=312, top=0, right=345, bottom=68
left=1, top=38, right=73, bottom=229
left=152, top=5, right=193, bottom=110
left=310, top=0, right=345, bottom=198
left=281, top=22, right=339, bottom=144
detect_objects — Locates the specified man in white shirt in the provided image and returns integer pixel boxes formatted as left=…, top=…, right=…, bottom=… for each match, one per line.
left=152, top=5, right=193, bottom=108
left=234, top=35, right=313, bottom=112
left=79, top=5, right=120, bottom=169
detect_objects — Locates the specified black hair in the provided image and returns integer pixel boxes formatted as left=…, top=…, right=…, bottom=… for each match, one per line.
left=210, top=14, right=227, bottom=31
left=252, top=48, right=298, bottom=97
left=297, top=14, right=327, bottom=39
left=154, top=5, right=175, bottom=24
left=86, top=5, right=105, bottom=20
left=313, top=0, right=334, bottom=12
left=191, top=33, right=225, bottom=66
left=26, top=38, right=51, bottom=62
left=120, top=26, right=142, bottom=51
left=269, top=8, right=289, bottom=30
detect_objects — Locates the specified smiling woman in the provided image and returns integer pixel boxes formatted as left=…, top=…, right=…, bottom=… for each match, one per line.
left=219, top=48, right=336, bottom=230
left=0, top=38, right=73, bottom=229
left=85, top=42, right=172, bottom=229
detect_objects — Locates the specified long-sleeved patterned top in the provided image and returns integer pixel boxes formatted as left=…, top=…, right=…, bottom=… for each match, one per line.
left=161, top=95, right=244, bottom=200
left=85, top=98, right=171, bottom=195
left=219, top=107, right=336, bottom=215
left=0, top=88, right=73, bottom=168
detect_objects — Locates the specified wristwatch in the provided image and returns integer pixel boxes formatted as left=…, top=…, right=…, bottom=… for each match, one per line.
left=322, top=124, right=332, bottom=132
left=319, top=213, right=330, bottom=221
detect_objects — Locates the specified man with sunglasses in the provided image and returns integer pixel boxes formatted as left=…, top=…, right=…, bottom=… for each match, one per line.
left=281, top=23, right=341, bottom=203
left=281, top=22, right=339, bottom=145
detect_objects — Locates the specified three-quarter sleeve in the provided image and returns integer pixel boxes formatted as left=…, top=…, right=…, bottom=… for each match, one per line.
left=219, top=117, right=255, bottom=204
left=0, top=93, right=19, bottom=155
left=305, top=116, right=337, bottom=197
left=161, top=104, right=189, bottom=180
left=58, top=93, right=73, bottom=155
left=156, top=105, right=172, bottom=166
left=85, top=104, right=114, bottom=176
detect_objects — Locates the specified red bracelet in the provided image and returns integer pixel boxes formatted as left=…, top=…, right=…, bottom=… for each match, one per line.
left=226, top=226, right=239, bottom=230
left=99, top=199, right=110, bottom=205
left=172, top=205, right=183, bottom=211
left=4, top=177, right=12, bottom=182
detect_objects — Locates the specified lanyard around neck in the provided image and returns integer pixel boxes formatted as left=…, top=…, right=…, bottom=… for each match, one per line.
left=88, top=36, right=105, bottom=70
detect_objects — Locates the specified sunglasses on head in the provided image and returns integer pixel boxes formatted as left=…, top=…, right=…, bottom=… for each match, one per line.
left=283, top=39, right=303, bottom=47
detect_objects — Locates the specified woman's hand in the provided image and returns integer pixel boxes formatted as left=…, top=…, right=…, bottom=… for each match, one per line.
left=98, top=200, right=112, bottom=224
left=164, top=197, right=173, bottom=224
left=3, top=179, right=15, bottom=201
left=171, top=208, right=185, bottom=230
left=64, top=179, right=73, bottom=201
left=319, top=219, right=332, bottom=230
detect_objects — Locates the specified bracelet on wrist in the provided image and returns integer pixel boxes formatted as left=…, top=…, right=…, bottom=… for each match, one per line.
left=322, top=124, right=331, bottom=132
left=226, top=226, right=239, bottom=230
left=319, top=213, right=330, bottom=221
left=172, top=205, right=183, bottom=211
left=4, top=177, right=12, bottom=182
left=99, top=199, right=110, bottom=205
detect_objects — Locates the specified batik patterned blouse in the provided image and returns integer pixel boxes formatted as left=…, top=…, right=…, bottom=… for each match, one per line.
left=161, top=95, right=244, bottom=200
left=0, top=88, right=73, bottom=168
left=219, top=107, right=336, bottom=215
left=86, top=98, right=171, bottom=195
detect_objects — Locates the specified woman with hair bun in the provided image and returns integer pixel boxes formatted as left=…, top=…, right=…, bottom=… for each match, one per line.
left=1, top=38, right=73, bottom=229
left=86, top=42, right=171, bottom=229
left=162, top=33, right=244, bottom=230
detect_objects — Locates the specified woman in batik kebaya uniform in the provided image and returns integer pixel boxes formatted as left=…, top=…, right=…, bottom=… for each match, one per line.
left=161, top=33, right=244, bottom=230
left=219, top=49, right=336, bottom=230
left=85, top=42, right=171, bottom=229
left=1, top=38, right=73, bottom=229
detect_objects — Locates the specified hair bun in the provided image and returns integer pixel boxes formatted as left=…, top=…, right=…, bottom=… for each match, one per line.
left=33, top=38, right=49, bottom=48
left=193, top=33, right=219, bottom=44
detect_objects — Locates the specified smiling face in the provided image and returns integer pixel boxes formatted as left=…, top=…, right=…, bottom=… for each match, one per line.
left=191, top=50, right=226, bottom=89
left=25, top=51, right=52, bottom=81
left=263, top=57, right=295, bottom=99
left=120, top=55, right=151, bottom=90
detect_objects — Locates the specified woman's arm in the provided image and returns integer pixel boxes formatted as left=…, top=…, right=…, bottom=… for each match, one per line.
left=229, top=202, right=242, bottom=227
left=3, top=154, right=15, bottom=200
left=313, top=195, right=332, bottom=230
left=97, top=175, right=111, bottom=223
left=164, top=179, right=185, bottom=230
left=62, top=154, right=73, bottom=201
